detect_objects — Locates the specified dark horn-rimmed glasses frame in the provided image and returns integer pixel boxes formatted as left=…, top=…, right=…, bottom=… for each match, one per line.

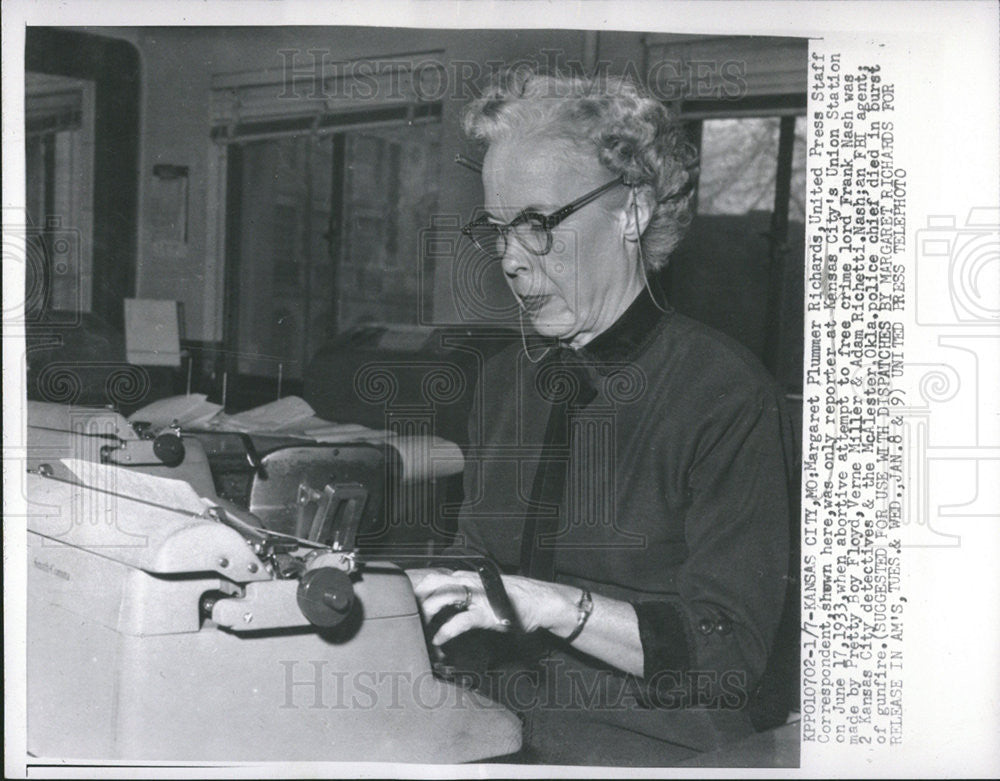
left=454, top=154, right=692, bottom=262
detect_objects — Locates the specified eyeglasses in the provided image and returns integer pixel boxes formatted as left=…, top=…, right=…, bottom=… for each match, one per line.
left=461, top=176, right=626, bottom=261
left=455, top=154, right=694, bottom=263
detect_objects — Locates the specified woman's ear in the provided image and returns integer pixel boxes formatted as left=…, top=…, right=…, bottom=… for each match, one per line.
left=623, top=186, right=654, bottom=242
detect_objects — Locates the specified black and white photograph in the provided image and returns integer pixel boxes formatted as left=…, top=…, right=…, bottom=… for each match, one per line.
left=3, top=1, right=998, bottom=777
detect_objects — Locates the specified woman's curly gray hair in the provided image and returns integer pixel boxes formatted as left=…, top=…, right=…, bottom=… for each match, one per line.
left=462, top=68, right=697, bottom=272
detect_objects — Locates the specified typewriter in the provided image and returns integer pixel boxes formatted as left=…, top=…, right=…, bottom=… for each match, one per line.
left=24, top=402, right=521, bottom=763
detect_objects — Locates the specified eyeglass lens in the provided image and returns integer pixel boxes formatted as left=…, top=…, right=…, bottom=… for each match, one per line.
left=468, top=217, right=551, bottom=260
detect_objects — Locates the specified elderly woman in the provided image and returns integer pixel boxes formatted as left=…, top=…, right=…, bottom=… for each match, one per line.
left=407, top=70, right=793, bottom=766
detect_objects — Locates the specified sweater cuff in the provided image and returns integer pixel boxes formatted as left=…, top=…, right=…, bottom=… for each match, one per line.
left=633, top=600, right=693, bottom=680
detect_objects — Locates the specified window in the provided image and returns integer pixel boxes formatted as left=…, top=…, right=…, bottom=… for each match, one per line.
left=666, top=111, right=806, bottom=395
left=213, top=54, right=445, bottom=388
left=224, top=118, right=441, bottom=381
left=643, top=35, right=808, bottom=393
left=697, top=117, right=806, bottom=223
left=24, top=72, right=95, bottom=318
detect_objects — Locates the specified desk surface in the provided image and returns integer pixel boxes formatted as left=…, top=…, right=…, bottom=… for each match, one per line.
left=678, top=720, right=801, bottom=768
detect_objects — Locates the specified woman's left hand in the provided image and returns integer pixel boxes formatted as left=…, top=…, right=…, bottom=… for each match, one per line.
left=407, top=568, right=578, bottom=646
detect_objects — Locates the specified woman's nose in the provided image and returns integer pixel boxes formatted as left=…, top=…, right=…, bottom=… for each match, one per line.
left=500, top=242, right=532, bottom=278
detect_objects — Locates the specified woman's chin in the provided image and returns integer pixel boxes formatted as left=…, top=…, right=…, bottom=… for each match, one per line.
left=528, top=316, right=575, bottom=341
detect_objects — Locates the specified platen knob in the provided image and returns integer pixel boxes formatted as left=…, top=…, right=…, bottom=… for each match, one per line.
left=152, top=432, right=186, bottom=467
left=296, top=567, right=355, bottom=628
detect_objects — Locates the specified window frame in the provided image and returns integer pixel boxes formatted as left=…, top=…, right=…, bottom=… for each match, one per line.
left=218, top=106, right=443, bottom=404
left=675, top=95, right=807, bottom=381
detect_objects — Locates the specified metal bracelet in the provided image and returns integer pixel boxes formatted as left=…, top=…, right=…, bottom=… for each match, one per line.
left=564, top=588, right=593, bottom=644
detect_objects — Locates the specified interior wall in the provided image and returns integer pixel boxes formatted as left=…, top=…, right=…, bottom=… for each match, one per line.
left=82, top=26, right=646, bottom=342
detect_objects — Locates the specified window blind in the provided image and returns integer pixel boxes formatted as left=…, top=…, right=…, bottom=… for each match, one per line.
left=210, top=50, right=446, bottom=142
left=645, top=35, right=808, bottom=116
left=25, top=89, right=83, bottom=135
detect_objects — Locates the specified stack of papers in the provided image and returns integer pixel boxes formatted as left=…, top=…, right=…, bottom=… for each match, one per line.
left=212, top=396, right=318, bottom=433
left=127, top=393, right=222, bottom=429
left=126, top=395, right=465, bottom=481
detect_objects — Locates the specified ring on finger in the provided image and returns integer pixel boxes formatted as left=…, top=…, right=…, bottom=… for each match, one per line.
left=451, top=584, right=472, bottom=611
